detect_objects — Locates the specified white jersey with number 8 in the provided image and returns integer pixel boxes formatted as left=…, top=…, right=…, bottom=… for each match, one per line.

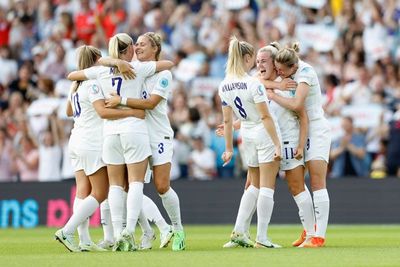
left=218, top=74, right=281, bottom=166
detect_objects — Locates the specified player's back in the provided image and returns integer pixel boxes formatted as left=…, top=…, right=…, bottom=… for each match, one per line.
left=69, top=80, right=104, bottom=151
left=218, top=74, right=268, bottom=130
left=293, top=60, right=324, bottom=121
left=84, top=61, right=156, bottom=136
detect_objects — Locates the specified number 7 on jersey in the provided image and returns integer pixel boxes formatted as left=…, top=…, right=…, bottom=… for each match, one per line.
left=112, top=77, right=123, bottom=95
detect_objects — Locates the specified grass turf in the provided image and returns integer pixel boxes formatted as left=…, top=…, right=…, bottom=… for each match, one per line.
left=0, top=225, right=399, bottom=267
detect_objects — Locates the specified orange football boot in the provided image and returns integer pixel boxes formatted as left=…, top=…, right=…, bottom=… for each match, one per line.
left=301, top=237, right=325, bottom=248
left=292, top=230, right=306, bottom=247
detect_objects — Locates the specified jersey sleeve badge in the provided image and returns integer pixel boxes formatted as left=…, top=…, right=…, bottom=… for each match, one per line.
left=90, top=84, right=100, bottom=95
left=257, top=85, right=264, bottom=96
left=159, top=77, right=169, bottom=89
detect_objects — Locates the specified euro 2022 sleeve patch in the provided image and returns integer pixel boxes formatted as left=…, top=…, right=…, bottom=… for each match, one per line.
left=257, top=85, right=264, bottom=96
left=159, top=77, right=169, bottom=89
left=90, top=84, right=100, bottom=95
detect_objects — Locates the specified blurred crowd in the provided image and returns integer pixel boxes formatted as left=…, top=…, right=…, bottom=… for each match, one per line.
left=0, top=0, right=399, bottom=182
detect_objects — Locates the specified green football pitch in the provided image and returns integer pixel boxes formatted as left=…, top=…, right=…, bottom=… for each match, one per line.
left=1, top=225, right=399, bottom=267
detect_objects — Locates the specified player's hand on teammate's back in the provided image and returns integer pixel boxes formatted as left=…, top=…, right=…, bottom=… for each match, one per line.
left=117, top=61, right=136, bottom=80
left=222, top=151, right=233, bottom=166
left=105, top=92, right=121, bottom=108
left=280, top=78, right=297, bottom=90
left=294, top=147, right=303, bottom=160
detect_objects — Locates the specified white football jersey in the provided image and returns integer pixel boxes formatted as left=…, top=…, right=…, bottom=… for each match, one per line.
left=268, top=77, right=300, bottom=143
left=218, top=74, right=270, bottom=131
left=293, top=60, right=325, bottom=121
left=84, top=61, right=156, bottom=136
left=141, top=70, right=174, bottom=142
left=69, top=80, right=105, bottom=151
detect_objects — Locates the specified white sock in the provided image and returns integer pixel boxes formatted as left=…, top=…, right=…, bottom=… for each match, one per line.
left=64, top=196, right=99, bottom=242
left=234, top=185, right=259, bottom=234
left=108, top=185, right=124, bottom=239
left=138, top=209, right=153, bottom=235
left=73, top=197, right=90, bottom=244
left=122, top=190, right=127, bottom=228
left=100, top=199, right=114, bottom=242
left=256, top=187, right=274, bottom=243
left=244, top=186, right=259, bottom=236
left=142, top=195, right=170, bottom=233
left=293, top=190, right=315, bottom=237
left=160, top=187, right=183, bottom=231
left=125, top=182, right=144, bottom=234
left=313, top=189, right=330, bottom=238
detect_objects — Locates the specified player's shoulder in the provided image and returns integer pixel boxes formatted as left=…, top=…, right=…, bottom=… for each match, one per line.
left=298, top=60, right=315, bottom=75
left=246, top=75, right=263, bottom=88
left=92, top=65, right=109, bottom=74
left=131, top=60, right=155, bottom=69
left=155, top=70, right=172, bottom=80
left=82, top=79, right=102, bottom=93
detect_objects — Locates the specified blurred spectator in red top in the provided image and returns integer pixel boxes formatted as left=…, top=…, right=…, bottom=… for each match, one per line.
left=0, top=7, right=11, bottom=46
left=75, top=0, right=96, bottom=44
left=95, top=0, right=126, bottom=40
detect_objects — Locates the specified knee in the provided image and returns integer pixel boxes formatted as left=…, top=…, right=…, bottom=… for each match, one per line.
left=91, top=191, right=107, bottom=203
left=287, top=180, right=304, bottom=196
left=91, top=187, right=108, bottom=203
left=76, top=186, right=91, bottom=199
left=155, top=181, right=170, bottom=195
left=310, top=178, right=326, bottom=191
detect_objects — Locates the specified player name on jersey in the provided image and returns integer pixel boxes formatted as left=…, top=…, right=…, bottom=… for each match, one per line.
left=221, top=82, right=248, bottom=92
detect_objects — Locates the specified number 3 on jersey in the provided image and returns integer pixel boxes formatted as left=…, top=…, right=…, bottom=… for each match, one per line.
left=112, top=77, right=123, bottom=95
left=234, top=96, right=247, bottom=119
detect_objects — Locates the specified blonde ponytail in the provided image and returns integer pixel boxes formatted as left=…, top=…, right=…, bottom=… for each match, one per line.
left=74, top=45, right=102, bottom=93
left=291, top=42, right=300, bottom=53
left=258, top=41, right=282, bottom=60
left=275, top=42, right=300, bottom=67
left=108, top=33, right=133, bottom=59
left=225, top=36, right=255, bottom=77
left=77, top=45, right=101, bottom=70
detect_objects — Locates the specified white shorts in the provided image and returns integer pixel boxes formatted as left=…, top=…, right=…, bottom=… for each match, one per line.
left=305, top=118, right=331, bottom=163
left=241, top=127, right=280, bottom=167
left=280, top=140, right=304, bottom=171
left=150, top=140, right=173, bottom=166
left=102, top=133, right=151, bottom=165
left=69, top=147, right=105, bottom=176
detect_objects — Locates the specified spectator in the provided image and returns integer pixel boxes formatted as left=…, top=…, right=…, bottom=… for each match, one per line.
left=330, top=116, right=370, bottom=178
left=0, top=128, right=13, bottom=181
left=11, top=134, right=39, bottom=182
left=74, top=0, right=96, bottom=44
left=37, top=115, right=62, bottom=182
left=188, top=135, right=216, bottom=181
left=8, top=63, right=36, bottom=102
